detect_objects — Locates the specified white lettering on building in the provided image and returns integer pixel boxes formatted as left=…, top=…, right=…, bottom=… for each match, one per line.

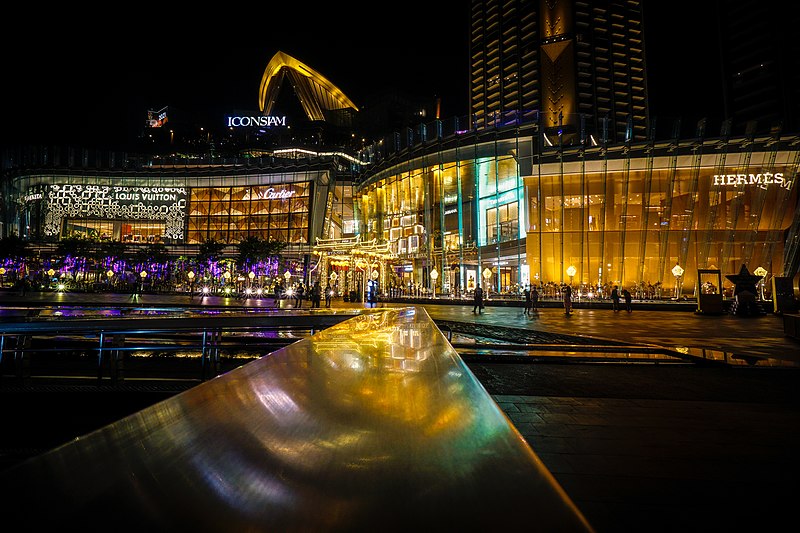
left=226, top=116, right=287, bottom=127
left=258, top=187, right=295, bottom=200
left=712, top=172, right=791, bottom=190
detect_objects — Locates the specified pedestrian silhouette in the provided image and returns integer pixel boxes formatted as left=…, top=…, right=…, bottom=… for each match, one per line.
left=472, top=284, right=484, bottom=314
left=563, top=284, right=573, bottom=315
left=611, top=285, right=620, bottom=312
left=523, top=285, right=532, bottom=314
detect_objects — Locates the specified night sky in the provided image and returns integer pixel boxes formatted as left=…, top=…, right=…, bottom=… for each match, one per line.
left=2, top=2, right=721, bottom=150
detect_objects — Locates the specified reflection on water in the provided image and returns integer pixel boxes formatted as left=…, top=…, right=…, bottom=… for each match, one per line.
left=0, top=305, right=288, bottom=320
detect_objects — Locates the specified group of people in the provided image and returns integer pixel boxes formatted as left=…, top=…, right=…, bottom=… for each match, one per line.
left=610, top=285, right=633, bottom=312
left=523, top=285, right=540, bottom=314
left=473, top=283, right=634, bottom=315
left=271, top=281, right=332, bottom=308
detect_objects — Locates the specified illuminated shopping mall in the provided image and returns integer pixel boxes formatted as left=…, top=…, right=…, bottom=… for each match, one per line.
left=352, top=124, right=799, bottom=299
left=2, top=1, right=799, bottom=302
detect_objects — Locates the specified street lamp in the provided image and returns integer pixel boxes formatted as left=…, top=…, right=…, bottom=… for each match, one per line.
left=248, top=271, right=256, bottom=287
left=284, top=270, right=291, bottom=284
left=566, top=265, right=577, bottom=286
left=482, top=267, right=492, bottom=293
left=139, top=270, right=148, bottom=295
left=430, top=267, right=439, bottom=299
left=671, top=263, right=684, bottom=299
left=754, top=266, right=768, bottom=300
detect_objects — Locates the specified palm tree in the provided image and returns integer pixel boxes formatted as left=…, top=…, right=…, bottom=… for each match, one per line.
left=0, top=235, right=32, bottom=286
left=236, top=235, right=286, bottom=271
left=198, top=239, right=226, bottom=267
left=55, top=236, right=94, bottom=282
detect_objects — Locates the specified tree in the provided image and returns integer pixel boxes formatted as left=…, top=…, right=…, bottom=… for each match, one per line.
left=235, top=236, right=286, bottom=271
left=198, top=239, right=227, bottom=267
left=0, top=235, right=30, bottom=261
left=55, top=236, right=94, bottom=280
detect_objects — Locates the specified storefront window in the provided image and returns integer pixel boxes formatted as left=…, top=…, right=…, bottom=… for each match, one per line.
left=188, top=183, right=311, bottom=244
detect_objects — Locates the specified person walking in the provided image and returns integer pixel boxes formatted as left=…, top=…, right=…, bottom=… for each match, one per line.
left=294, top=283, right=304, bottom=308
left=365, top=279, right=378, bottom=308
left=611, top=285, right=620, bottom=312
left=273, top=281, right=284, bottom=308
left=324, top=284, right=332, bottom=308
left=523, top=285, right=532, bottom=315
left=472, top=284, right=484, bottom=314
left=563, top=284, right=573, bottom=315
left=310, top=281, right=322, bottom=308
left=622, top=288, right=633, bottom=312
left=531, top=286, right=539, bottom=312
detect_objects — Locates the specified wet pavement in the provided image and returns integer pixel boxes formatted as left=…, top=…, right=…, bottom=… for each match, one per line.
left=2, top=290, right=800, bottom=532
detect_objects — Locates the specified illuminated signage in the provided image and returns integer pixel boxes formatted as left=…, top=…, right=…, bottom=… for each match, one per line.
left=712, top=172, right=791, bottom=190
left=42, top=185, right=187, bottom=239
left=24, top=193, right=43, bottom=202
left=243, top=187, right=296, bottom=200
left=226, top=115, right=287, bottom=127
left=146, top=107, right=168, bottom=128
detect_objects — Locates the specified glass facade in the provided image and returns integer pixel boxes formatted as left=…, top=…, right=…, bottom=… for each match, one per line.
left=11, top=168, right=341, bottom=254
left=188, top=183, right=312, bottom=244
left=527, top=151, right=797, bottom=298
left=356, top=137, right=530, bottom=297
left=356, top=133, right=799, bottom=299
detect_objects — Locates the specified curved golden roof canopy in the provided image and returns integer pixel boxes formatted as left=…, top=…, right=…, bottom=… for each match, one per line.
left=259, top=51, right=359, bottom=121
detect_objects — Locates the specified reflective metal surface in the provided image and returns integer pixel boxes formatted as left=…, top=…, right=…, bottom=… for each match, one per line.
left=0, top=307, right=593, bottom=531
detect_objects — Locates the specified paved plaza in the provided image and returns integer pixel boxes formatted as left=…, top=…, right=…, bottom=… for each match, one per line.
left=2, top=290, right=800, bottom=532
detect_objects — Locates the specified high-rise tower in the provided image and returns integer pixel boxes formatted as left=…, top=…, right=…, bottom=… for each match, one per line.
left=717, top=0, right=800, bottom=135
left=469, top=0, right=648, bottom=144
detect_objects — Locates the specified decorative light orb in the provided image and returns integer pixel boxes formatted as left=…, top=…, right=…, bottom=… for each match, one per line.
left=284, top=270, right=291, bottom=281
left=106, top=270, right=114, bottom=278
left=140, top=270, right=148, bottom=279
left=672, top=264, right=684, bottom=277
left=187, top=271, right=195, bottom=280
left=430, top=268, right=439, bottom=281
left=248, top=271, right=256, bottom=280
left=754, top=266, right=767, bottom=278
left=566, top=265, right=577, bottom=278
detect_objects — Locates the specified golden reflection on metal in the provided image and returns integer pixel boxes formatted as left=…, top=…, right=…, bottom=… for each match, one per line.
left=0, top=307, right=594, bottom=531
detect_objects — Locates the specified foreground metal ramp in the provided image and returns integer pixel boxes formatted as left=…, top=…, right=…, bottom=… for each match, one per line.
left=0, top=307, right=593, bottom=532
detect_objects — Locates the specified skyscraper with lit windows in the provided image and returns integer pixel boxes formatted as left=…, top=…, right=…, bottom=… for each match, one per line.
left=469, top=0, right=648, bottom=144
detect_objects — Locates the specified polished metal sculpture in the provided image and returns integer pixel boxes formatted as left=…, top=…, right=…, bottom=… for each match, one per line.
left=0, top=307, right=593, bottom=531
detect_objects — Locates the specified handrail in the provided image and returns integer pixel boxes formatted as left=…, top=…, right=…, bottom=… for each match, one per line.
left=0, top=306, right=594, bottom=531
left=0, top=311, right=361, bottom=383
